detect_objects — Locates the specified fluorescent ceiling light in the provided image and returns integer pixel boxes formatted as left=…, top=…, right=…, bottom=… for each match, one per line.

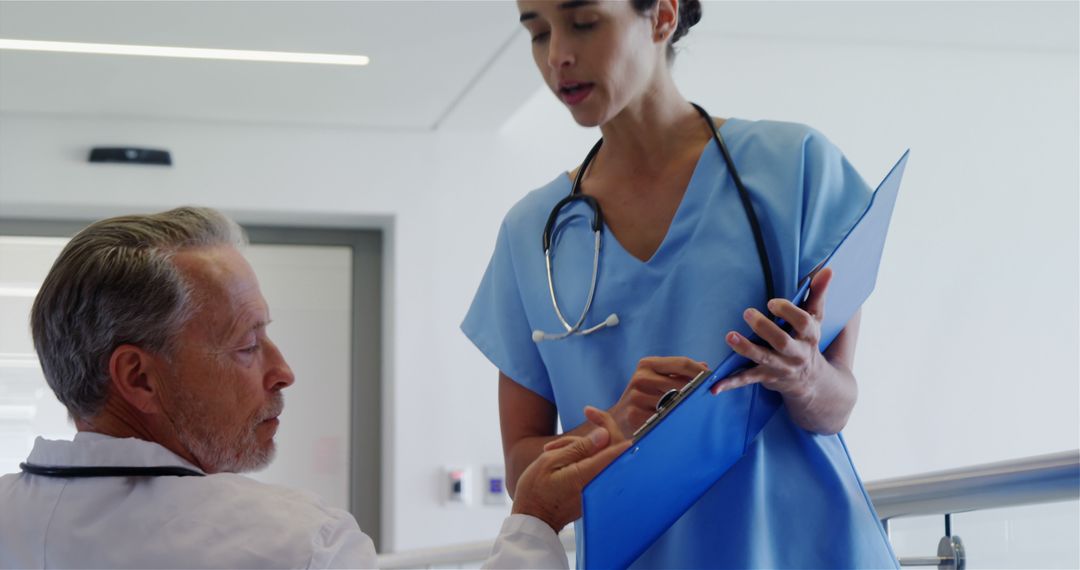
left=0, top=38, right=369, bottom=66
left=0, top=286, right=38, bottom=298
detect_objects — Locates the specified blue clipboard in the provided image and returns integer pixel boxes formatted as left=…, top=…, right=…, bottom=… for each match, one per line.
left=581, top=151, right=910, bottom=570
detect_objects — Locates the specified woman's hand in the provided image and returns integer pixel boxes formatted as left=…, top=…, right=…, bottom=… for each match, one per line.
left=609, top=356, right=709, bottom=438
left=710, top=267, right=860, bottom=434
left=712, top=268, right=834, bottom=398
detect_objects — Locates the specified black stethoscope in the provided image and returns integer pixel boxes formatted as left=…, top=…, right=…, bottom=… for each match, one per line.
left=20, top=462, right=204, bottom=478
left=532, top=103, right=776, bottom=343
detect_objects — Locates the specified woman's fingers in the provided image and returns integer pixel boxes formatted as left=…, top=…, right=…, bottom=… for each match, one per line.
left=726, top=330, right=787, bottom=372
left=610, top=356, right=709, bottom=435
left=710, top=368, right=765, bottom=394
left=637, top=356, right=708, bottom=379
left=628, top=368, right=695, bottom=396
left=803, top=267, right=834, bottom=320
left=766, top=299, right=816, bottom=340
left=742, top=308, right=794, bottom=355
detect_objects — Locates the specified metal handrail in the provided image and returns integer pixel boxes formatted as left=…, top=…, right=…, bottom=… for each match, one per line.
left=375, top=538, right=495, bottom=569
left=377, top=529, right=576, bottom=569
left=867, top=449, right=1079, bottom=520
left=376, top=450, right=1080, bottom=569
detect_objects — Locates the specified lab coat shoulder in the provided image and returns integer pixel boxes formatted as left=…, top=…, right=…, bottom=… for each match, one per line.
left=173, top=473, right=377, bottom=569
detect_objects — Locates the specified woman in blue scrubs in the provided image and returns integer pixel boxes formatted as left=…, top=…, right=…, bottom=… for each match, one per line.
left=463, top=0, right=897, bottom=567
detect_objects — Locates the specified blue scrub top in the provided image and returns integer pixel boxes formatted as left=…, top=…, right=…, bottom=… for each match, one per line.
left=463, top=118, right=897, bottom=569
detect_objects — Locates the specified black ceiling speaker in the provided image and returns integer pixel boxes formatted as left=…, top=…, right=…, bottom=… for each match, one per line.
left=88, top=147, right=172, bottom=166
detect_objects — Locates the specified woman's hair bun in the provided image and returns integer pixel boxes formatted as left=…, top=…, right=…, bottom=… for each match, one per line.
left=631, top=0, right=702, bottom=52
left=672, top=0, right=702, bottom=45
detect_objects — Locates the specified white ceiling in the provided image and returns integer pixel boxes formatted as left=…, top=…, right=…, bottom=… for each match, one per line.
left=0, top=1, right=1075, bottom=131
left=0, top=1, right=540, bottom=130
left=697, top=1, right=1077, bottom=53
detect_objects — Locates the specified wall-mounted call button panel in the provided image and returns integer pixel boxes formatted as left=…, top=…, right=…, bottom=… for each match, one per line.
left=445, top=466, right=470, bottom=505
left=483, top=464, right=509, bottom=506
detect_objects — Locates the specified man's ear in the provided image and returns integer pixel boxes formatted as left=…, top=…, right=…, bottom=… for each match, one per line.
left=653, top=0, right=679, bottom=43
left=108, top=344, right=165, bottom=414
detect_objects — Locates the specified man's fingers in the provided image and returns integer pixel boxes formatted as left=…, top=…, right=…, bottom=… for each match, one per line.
left=584, top=405, right=626, bottom=443
left=570, top=440, right=634, bottom=484
left=543, top=435, right=576, bottom=452
left=804, top=267, right=834, bottom=319
left=545, top=428, right=610, bottom=470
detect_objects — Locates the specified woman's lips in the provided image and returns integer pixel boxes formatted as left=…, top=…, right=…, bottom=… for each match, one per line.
left=559, top=82, right=594, bottom=106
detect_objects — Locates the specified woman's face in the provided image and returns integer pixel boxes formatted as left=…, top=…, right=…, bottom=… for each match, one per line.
left=518, top=0, right=666, bottom=127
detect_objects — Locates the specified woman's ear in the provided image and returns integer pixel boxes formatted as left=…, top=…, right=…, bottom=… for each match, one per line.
left=653, top=0, right=679, bottom=43
left=108, top=344, right=165, bottom=414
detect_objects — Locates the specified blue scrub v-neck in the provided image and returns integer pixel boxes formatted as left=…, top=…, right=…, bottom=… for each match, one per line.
left=557, top=119, right=733, bottom=269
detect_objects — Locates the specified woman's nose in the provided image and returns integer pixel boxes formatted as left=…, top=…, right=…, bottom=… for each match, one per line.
left=547, top=31, right=574, bottom=70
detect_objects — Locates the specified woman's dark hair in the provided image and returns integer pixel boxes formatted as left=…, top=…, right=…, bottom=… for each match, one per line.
left=632, top=0, right=702, bottom=59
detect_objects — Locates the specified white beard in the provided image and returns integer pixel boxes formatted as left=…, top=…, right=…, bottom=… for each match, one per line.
left=171, top=390, right=283, bottom=474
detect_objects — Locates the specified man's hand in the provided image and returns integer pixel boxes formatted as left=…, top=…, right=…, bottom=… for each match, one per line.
left=511, top=407, right=631, bottom=533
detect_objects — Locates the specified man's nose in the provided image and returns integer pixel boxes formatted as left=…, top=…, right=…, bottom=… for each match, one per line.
left=264, top=338, right=295, bottom=390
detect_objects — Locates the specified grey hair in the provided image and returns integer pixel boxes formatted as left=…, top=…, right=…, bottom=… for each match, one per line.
left=30, top=207, right=247, bottom=420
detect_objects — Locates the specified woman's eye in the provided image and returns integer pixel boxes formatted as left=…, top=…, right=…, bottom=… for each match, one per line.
left=239, top=343, right=260, bottom=354
left=572, top=21, right=596, bottom=31
left=531, top=30, right=550, bottom=43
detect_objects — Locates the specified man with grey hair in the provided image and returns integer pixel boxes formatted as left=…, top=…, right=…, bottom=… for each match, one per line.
left=0, top=207, right=628, bottom=569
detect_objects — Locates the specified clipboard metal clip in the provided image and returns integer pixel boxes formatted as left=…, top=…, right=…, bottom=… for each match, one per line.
left=632, top=368, right=713, bottom=442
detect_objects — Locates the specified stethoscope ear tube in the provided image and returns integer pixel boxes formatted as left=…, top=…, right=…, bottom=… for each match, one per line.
left=542, top=137, right=604, bottom=252
left=690, top=102, right=776, bottom=305
left=542, top=195, right=603, bottom=253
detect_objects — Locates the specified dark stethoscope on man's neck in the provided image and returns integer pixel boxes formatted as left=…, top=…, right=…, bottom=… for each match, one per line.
left=532, top=103, right=776, bottom=343
left=20, top=462, right=204, bottom=478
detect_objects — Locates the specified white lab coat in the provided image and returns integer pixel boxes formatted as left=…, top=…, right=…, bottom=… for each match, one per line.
left=0, top=433, right=568, bottom=569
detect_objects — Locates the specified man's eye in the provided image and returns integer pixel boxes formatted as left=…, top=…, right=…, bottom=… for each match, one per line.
left=239, top=344, right=260, bottom=354
left=572, top=21, right=596, bottom=31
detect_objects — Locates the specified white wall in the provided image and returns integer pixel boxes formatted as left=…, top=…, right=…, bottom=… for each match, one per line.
left=243, top=245, right=354, bottom=512
left=0, top=237, right=78, bottom=471
left=0, top=1, right=1077, bottom=556
left=669, top=16, right=1080, bottom=481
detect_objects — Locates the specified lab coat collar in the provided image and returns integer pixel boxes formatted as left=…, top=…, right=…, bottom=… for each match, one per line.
left=25, top=432, right=205, bottom=474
